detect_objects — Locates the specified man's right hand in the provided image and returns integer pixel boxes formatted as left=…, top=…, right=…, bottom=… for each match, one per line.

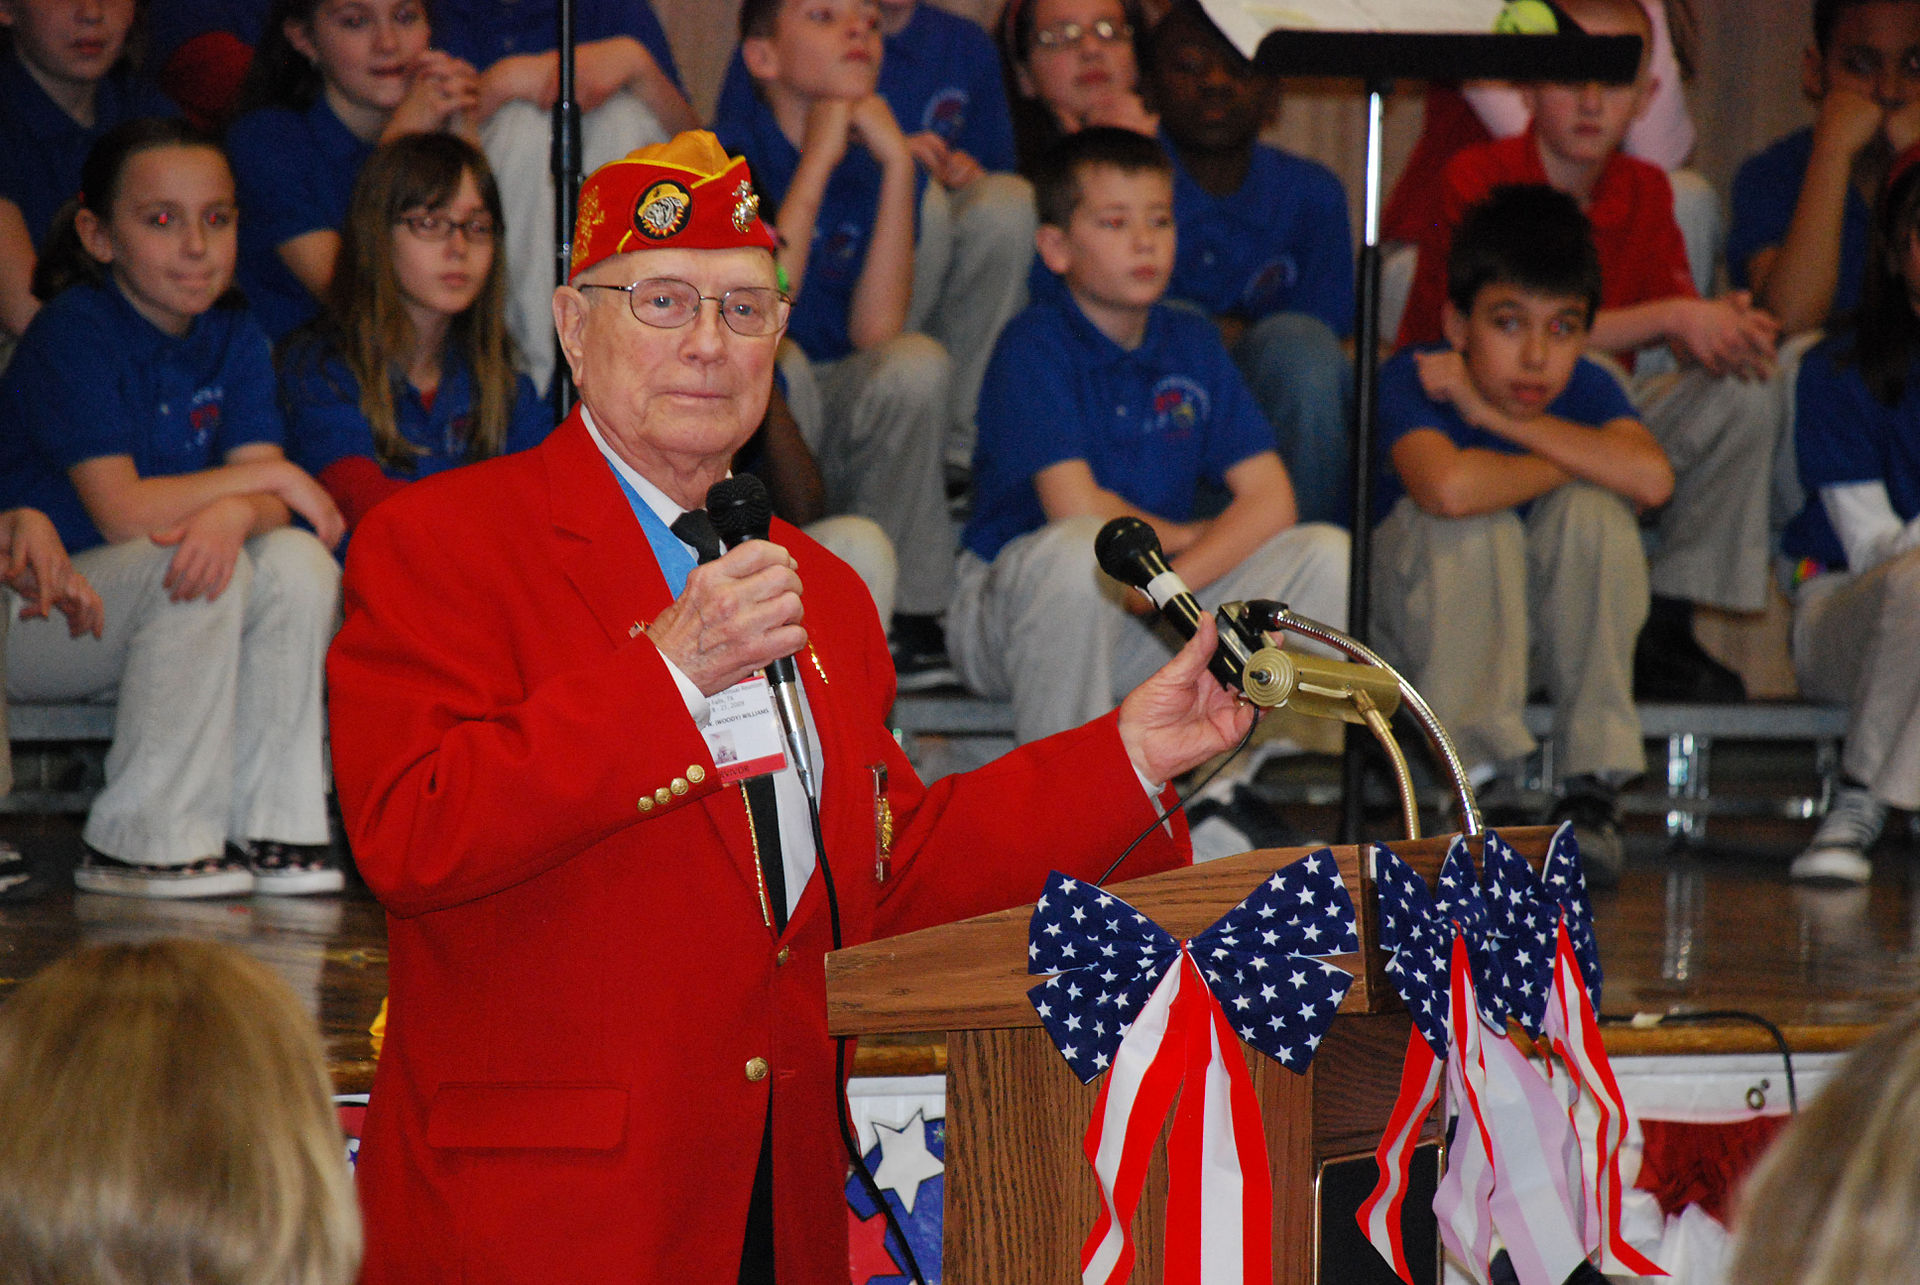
left=645, top=542, right=807, bottom=695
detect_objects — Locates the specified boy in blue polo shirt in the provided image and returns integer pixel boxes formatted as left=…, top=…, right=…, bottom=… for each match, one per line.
left=1727, top=0, right=1920, bottom=337
left=1373, top=185, right=1675, bottom=882
left=718, top=0, right=967, bottom=684
left=949, top=126, right=1348, bottom=749
left=1145, top=2, right=1355, bottom=527
left=714, top=1, right=1033, bottom=477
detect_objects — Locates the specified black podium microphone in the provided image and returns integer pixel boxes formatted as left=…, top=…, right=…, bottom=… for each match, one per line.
left=708, top=474, right=816, bottom=800
left=1094, top=516, right=1255, bottom=694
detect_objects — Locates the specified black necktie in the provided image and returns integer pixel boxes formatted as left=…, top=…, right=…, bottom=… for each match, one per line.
left=671, top=508, right=788, bottom=933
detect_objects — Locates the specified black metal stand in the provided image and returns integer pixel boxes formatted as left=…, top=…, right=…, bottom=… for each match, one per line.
left=550, top=0, right=582, bottom=421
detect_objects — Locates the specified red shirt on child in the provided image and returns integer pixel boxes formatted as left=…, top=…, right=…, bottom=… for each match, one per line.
left=1395, top=128, right=1697, bottom=356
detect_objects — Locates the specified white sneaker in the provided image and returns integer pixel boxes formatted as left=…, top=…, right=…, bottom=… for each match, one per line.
left=1790, top=786, right=1886, bottom=885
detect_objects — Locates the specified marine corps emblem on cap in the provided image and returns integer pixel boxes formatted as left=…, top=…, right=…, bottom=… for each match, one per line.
left=636, top=179, right=692, bottom=240
left=570, top=130, right=780, bottom=279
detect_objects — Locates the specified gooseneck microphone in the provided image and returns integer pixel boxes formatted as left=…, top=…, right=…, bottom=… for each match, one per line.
left=1094, top=516, right=1258, bottom=692
left=707, top=474, right=817, bottom=801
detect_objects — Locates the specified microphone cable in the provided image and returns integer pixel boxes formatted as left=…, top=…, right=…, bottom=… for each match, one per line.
left=1096, top=710, right=1263, bottom=886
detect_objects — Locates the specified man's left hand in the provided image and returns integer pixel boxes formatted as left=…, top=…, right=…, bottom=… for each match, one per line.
left=1116, top=613, right=1255, bottom=786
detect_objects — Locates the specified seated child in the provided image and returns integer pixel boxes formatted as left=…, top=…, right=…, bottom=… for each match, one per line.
left=279, top=132, right=546, bottom=537
left=718, top=0, right=1037, bottom=469
left=996, top=0, right=1156, bottom=175
left=1397, top=0, right=1783, bottom=706
left=0, top=118, right=345, bottom=899
left=0, top=938, right=362, bottom=1285
left=1145, top=1, right=1355, bottom=527
left=949, top=126, right=1349, bottom=745
left=0, top=0, right=172, bottom=339
left=1373, top=184, right=1673, bottom=883
left=1777, top=150, right=1920, bottom=884
left=228, top=0, right=479, bottom=342
left=434, top=0, right=696, bottom=395
left=717, top=0, right=962, bottom=685
left=1728, top=0, right=1920, bottom=337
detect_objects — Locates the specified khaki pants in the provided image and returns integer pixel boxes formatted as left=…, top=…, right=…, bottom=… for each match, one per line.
left=948, top=515, right=1350, bottom=744
left=1793, top=550, right=1920, bottom=810
left=1371, top=486, right=1647, bottom=781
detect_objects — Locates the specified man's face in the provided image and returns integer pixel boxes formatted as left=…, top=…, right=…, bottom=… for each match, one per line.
left=1444, top=282, right=1590, bottom=421
left=1522, top=0, right=1651, bottom=170
left=1148, top=12, right=1274, bottom=156
left=555, top=247, right=783, bottom=492
left=1805, top=1, right=1920, bottom=110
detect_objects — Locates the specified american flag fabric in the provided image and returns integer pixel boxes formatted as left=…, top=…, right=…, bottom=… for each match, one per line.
left=1360, top=827, right=1662, bottom=1285
left=1026, top=856, right=1359, bottom=1285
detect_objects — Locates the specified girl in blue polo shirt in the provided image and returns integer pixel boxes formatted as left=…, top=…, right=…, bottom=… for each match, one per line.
left=279, top=132, right=545, bottom=536
left=0, top=117, right=347, bottom=899
left=1779, top=153, right=1920, bottom=884
left=226, top=0, right=477, bottom=339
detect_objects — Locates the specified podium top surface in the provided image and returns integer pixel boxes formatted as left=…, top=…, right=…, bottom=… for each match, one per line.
left=825, top=829, right=1552, bottom=1037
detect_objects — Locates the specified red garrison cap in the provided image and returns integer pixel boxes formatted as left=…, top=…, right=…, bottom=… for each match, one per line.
left=570, top=130, right=778, bottom=279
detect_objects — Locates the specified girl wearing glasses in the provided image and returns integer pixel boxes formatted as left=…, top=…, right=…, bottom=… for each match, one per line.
left=0, top=117, right=346, bottom=899
left=998, top=0, right=1157, bottom=175
left=279, top=132, right=545, bottom=540
left=227, top=0, right=478, bottom=341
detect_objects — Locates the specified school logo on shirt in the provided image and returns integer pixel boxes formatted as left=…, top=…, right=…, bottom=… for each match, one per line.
left=921, top=89, right=971, bottom=144
left=1240, top=255, right=1300, bottom=315
left=814, top=221, right=867, bottom=282
left=635, top=180, right=693, bottom=240
left=1148, top=376, right=1210, bottom=439
left=186, top=385, right=224, bottom=451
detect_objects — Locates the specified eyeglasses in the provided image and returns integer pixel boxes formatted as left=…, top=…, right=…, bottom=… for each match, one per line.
left=396, top=213, right=497, bottom=244
left=1032, top=17, right=1131, bottom=50
left=579, top=277, right=792, bottom=337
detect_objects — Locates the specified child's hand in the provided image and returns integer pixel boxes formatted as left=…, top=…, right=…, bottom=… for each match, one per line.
left=387, top=51, right=480, bottom=139
left=1413, top=348, right=1492, bottom=422
left=1888, top=98, right=1920, bottom=157
left=904, top=132, right=984, bottom=188
left=1812, top=86, right=1889, bottom=160
left=152, top=497, right=254, bottom=603
left=848, top=95, right=913, bottom=170
left=575, top=36, right=653, bottom=113
left=0, top=509, right=103, bottom=638
left=477, top=52, right=559, bottom=119
left=1671, top=294, right=1778, bottom=380
left=271, top=465, right=348, bottom=551
left=799, top=99, right=855, bottom=174
left=1079, top=88, right=1159, bottom=136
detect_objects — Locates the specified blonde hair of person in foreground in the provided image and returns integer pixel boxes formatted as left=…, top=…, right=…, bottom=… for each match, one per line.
left=0, top=938, right=361, bottom=1285
left=1728, top=1003, right=1920, bottom=1285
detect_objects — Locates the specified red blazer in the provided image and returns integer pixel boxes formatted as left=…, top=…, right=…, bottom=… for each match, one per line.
left=329, top=414, right=1189, bottom=1284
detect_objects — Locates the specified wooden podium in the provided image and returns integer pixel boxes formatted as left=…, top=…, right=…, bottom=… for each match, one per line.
left=826, top=826, right=1556, bottom=1284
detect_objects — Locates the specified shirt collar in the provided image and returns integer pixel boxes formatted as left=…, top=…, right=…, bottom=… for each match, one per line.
left=1057, top=290, right=1165, bottom=366
left=3, top=49, right=87, bottom=143
left=580, top=403, right=689, bottom=529
left=304, top=92, right=375, bottom=162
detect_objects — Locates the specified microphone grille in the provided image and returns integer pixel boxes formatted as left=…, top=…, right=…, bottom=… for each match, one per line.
left=707, top=474, right=774, bottom=546
left=1093, top=516, right=1163, bottom=588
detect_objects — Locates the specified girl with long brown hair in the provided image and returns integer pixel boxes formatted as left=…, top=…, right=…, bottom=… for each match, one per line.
left=279, top=131, right=545, bottom=537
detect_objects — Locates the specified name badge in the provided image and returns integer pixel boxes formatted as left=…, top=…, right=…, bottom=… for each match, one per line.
left=703, top=674, right=790, bottom=783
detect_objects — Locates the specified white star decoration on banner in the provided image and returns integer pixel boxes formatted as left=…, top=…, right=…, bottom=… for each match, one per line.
left=869, top=1109, right=945, bottom=1215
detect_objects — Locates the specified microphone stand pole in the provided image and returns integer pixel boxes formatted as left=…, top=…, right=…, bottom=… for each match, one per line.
left=550, top=0, right=582, bottom=421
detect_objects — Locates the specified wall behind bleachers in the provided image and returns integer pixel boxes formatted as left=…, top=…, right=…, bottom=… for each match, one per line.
left=655, top=0, right=1813, bottom=261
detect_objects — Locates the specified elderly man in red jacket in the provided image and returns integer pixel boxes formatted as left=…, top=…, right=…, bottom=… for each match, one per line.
left=328, top=130, right=1249, bottom=1284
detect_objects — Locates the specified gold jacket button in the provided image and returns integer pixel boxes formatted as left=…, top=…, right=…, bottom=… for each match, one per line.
left=775, top=946, right=790, bottom=966
left=670, top=777, right=689, bottom=796
left=654, top=787, right=672, bottom=806
left=637, top=796, right=654, bottom=813
left=688, top=764, right=706, bottom=784
left=745, top=1057, right=770, bottom=1082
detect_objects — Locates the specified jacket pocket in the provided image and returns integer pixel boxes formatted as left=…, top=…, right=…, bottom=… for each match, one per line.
left=425, top=1082, right=628, bottom=1151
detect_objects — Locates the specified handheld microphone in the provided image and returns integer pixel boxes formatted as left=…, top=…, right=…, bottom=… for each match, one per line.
left=707, top=474, right=817, bottom=800
left=1094, top=516, right=1258, bottom=692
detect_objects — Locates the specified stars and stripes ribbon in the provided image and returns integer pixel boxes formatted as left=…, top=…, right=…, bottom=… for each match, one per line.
left=1027, top=854, right=1359, bottom=1285
left=1359, top=826, right=1664, bottom=1285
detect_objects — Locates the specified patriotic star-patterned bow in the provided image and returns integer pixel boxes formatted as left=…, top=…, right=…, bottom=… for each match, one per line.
left=1027, top=853, right=1359, bottom=1285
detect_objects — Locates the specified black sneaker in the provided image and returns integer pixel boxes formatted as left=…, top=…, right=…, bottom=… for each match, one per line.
left=0, top=840, right=49, bottom=904
left=889, top=614, right=959, bottom=693
left=242, top=840, right=345, bottom=896
left=1633, top=606, right=1745, bottom=703
left=1546, top=784, right=1625, bottom=890
left=74, top=845, right=253, bottom=899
